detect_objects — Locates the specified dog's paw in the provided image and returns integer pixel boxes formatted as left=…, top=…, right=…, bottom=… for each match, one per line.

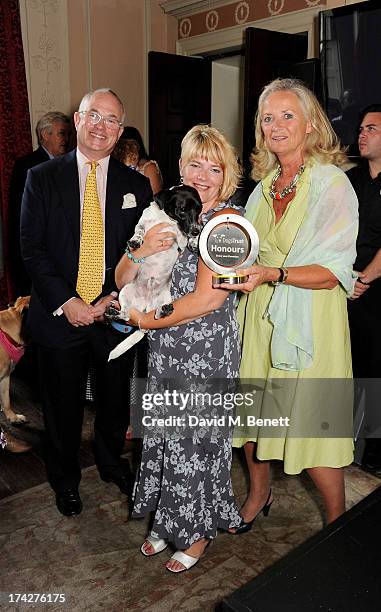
left=155, top=303, right=174, bottom=319
left=7, top=413, right=28, bottom=424
left=126, top=239, right=142, bottom=251
left=105, top=305, right=122, bottom=320
left=187, top=235, right=199, bottom=253
left=105, top=304, right=131, bottom=324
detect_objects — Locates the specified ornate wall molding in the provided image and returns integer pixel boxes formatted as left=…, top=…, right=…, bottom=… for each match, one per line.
left=235, top=2, right=250, bottom=25
left=160, top=1, right=233, bottom=18
left=267, top=1, right=286, bottom=16
left=19, top=0, right=71, bottom=146
left=175, top=0, right=326, bottom=39
left=176, top=5, right=322, bottom=58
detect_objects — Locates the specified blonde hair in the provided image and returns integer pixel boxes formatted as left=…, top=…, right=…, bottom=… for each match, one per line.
left=251, top=78, right=348, bottom=181
left=180, top=125, right=241, bottom=202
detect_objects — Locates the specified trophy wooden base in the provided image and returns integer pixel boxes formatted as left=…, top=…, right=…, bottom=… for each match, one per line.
left=212, top=274, right=248, bottom=287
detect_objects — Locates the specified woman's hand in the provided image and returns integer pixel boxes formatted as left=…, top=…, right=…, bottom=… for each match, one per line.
left=127, top=307, right=146, bottom=328
left=220, top=263, right=339, bottom=292
left=137, top=223, right=176, bottom=258
left=116, top=223, right=176, bottom=288
left=220, top=265, right=279, bottom=293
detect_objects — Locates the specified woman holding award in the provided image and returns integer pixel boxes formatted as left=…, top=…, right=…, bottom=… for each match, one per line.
left=224, top=78, right=358, bottom=527
left=116, top=125, right=243, bottom=572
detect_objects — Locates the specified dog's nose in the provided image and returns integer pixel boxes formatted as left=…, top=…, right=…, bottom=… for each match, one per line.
left=190, top=224, right=202, bottom=236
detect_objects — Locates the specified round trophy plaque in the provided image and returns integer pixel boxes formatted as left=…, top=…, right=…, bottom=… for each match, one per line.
left=199, top=212, right=259, bottom=286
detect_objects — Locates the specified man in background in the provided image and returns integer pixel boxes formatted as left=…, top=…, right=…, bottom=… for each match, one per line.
left=9, top=111, right=71, bottom=296
left=347, top=104, right=381, bottom=475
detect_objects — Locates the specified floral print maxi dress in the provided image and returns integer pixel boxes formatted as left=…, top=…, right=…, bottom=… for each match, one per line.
left=132, top=203, right=242, bottom=549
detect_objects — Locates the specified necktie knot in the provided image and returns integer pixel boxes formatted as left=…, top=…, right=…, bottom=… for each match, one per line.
left=89, top=161, right=98, bottom=173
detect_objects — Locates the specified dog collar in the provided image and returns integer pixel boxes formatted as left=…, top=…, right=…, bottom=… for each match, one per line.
left=0, top=329, right=25, bottom=363
left=110, top=320, right=135, bottom=334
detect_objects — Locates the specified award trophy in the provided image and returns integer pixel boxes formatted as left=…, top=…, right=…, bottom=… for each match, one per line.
left=199, top=212, right=259, bottom=287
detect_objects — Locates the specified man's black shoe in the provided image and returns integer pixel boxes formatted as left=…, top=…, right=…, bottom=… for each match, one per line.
left=55, top=488, right=82, bottom=516
left=100, top=472, right=134, bottom=496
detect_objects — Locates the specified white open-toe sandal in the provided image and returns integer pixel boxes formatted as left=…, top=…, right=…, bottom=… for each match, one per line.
left=140, top=535, right=168, bottom=557
left=166, top=550, right=200, bottom=573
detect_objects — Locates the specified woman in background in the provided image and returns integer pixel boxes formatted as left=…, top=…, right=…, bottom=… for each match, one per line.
left=113, top=126, right=163, bottom=194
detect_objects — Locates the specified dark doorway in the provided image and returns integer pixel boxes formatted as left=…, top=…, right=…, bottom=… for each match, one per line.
left=243, top=28, right=308, bottom=173
left=148, top=51, right=211, bottom=188
left=149, top=29, right=312, bottom=188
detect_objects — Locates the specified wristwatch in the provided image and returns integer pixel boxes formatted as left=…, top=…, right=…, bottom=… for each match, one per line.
left=271, top=267, right=289, bottom=286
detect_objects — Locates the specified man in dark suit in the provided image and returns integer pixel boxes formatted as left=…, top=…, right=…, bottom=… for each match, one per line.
left=9, top=111, right=71, bottom=296
left=347, top=104, right=381, bottom=475
left=20, top=89, right=152, bottom=516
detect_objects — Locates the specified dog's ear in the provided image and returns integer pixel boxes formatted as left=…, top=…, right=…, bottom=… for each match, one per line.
left=13, top=296, right=30, bottom=313
left=154, top=189, right=169, bottom=210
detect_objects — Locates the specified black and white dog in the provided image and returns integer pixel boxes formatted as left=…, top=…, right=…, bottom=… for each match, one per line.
left=107, top=185, right=202, bottom=360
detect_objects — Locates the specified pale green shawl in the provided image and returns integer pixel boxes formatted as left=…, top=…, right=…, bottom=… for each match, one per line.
left=245, top=162, right=358, bottom=371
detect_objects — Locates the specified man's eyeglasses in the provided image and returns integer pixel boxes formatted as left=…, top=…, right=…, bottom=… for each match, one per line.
left=79, top=110, right=123, bottom=131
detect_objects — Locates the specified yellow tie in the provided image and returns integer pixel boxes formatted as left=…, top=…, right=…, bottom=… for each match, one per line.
left=76, top=161, right=104, bottom=303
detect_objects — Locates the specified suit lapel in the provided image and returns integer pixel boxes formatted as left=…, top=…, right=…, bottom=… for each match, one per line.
left=105, top=158, right=123, bottom=264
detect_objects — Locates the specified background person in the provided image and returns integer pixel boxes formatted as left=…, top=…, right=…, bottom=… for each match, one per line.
left=222, top=78, right=358, bottom=528
left=116, top=126, right=163, bottom=194
left=347, top=104, right=381, bottom=475
left=9, top=111, right=71, bottom=297
left=113, top=138, right=140, bottom=169
left=20, top=89, right=152, bottom=517
left=116, top=125, right=243, bottom=573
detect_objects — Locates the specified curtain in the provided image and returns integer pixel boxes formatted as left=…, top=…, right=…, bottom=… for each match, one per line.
left=0, top=0, right=32, bottom=306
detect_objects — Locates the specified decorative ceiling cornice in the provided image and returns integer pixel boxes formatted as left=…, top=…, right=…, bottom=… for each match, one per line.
left=159, top=0, right=233, bottom=18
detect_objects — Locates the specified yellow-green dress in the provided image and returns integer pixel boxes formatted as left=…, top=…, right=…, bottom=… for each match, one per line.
left=234, top=164, right=355, bottom=474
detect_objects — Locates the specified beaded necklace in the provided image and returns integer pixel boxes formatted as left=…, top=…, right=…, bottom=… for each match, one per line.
left=269, top=164, right=305, bottom=200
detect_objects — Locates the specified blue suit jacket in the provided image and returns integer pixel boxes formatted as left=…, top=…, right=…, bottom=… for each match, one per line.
left=20, top=149, right=152, bottom=347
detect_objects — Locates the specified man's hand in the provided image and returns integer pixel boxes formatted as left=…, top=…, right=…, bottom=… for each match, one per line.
left=350, top=272, right=371, bottom=300
left=92, top=294, right=118, bottom=320
left=62, top=297, right=95, bottom=326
